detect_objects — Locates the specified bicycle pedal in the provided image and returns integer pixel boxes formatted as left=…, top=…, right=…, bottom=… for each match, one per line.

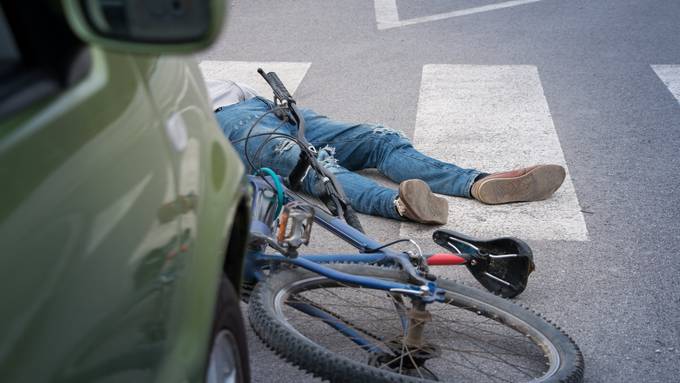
left=277, top=202, right=314, bottom=253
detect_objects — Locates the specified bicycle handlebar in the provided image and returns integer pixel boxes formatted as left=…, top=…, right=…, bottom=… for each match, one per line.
left=257, top=68, right=294, bottom=104
left=257, top=68, right=364, bottom=233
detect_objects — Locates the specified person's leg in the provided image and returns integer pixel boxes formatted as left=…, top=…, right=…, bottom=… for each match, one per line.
left=301, top=147, right=402, bottom=220
left=299, top=107, right=480, bottom=197
left=300, top=107, right=566, bottom=204
left=214, top=99, right=402, bottom=220
left=214, top=97, right=299, bottom=175
left=300, top=147, right=447, bottom=223
left=470, top=165, right=566, bottom=204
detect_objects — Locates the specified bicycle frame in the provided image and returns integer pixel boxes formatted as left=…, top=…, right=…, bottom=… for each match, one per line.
left=242, top=170, right=534, bottom=358
left=239, top=174, right=580, bottom=382
left=243, top=176, right=447, bottom=303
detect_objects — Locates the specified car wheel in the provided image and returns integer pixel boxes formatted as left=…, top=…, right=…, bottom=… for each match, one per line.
left=206, top=276, right=250, bottom=383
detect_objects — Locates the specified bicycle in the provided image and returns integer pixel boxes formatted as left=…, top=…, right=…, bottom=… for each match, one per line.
left=239, top=69, right=584, bottom=382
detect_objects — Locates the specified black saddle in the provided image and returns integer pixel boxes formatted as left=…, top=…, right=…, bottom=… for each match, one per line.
left=433, top=229, right=535, bottom=298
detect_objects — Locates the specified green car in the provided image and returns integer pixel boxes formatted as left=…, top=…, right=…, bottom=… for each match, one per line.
left=0, top=1, right=251, bottom=382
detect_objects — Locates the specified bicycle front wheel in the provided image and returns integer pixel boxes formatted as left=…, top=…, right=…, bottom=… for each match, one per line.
left=248, top=264, right=583, bottom=383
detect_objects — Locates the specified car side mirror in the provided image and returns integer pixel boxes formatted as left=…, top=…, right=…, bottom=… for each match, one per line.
left=62, top=0, right=226, bottom=53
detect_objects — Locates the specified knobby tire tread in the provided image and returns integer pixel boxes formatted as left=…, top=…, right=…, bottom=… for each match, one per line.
left=248, top=264, right=583, bottom=383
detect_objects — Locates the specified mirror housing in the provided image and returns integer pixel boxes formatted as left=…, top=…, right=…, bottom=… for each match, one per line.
left=62, top=0, right=225, bottom=53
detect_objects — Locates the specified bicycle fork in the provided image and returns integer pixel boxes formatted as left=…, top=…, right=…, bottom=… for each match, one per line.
left=404, top=300, right=432, bottom=349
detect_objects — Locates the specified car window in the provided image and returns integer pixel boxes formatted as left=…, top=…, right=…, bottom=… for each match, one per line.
left=0, top=5, right=19, bottom=73
left=0, top=3, right=89, bottom=119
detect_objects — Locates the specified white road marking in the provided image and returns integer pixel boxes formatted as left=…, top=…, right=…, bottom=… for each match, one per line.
left=652, top=65, right=680, bottom=104
left=198, top=60, right=311, bottom=97
left=400, top=65, right=589, bottom=241
left=374, top=0, right=399, bottom=26
left=374, top=0, right=547, bottom=30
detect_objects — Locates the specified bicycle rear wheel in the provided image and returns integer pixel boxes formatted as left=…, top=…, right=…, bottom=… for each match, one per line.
left=248, top=264, right=583, bottom=383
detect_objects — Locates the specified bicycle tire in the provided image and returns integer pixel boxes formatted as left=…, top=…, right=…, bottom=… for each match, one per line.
left=248, top=264, right=583, bottom=383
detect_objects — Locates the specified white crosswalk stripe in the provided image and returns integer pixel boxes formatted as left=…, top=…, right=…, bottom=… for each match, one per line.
left=374, top=0, right=547, bottom=30
left=652, top=65, right=680, bottom=105
left=400, top=65, right=589, bottom=241
left=198, top=60, right=311, bottom=97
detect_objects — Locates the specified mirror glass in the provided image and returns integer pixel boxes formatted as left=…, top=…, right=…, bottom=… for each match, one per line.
left=81, top=0, right=211, bottom=43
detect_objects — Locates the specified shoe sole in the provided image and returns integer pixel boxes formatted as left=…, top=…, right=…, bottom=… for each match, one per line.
left=475, top=165, right=566, bottom=205
left=399, top=180, right=449, bottom=225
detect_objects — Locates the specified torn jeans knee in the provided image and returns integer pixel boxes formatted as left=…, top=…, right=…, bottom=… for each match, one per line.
left=316, top=145, right=342, bottom=170
left=371, top=125, right=407, bottom=139
left=273, top=140, right=297, bottom=155
left=252, top=138, right=301, bottom=176
left=305, top=145, right=346, bottom=196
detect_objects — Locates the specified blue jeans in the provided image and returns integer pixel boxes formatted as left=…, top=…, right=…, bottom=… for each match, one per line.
left=215, top=97, right=480, bottom=219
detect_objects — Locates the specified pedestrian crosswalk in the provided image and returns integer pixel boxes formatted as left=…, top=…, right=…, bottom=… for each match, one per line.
left=652, top=65, right=680, bottom=105
left=400, top=65, right=587, bottom=241
left=373, top=0, right=547, bottom=30
left=200, top=60, right=680, bottom=242
left=198, top=60, right=311, bottom=98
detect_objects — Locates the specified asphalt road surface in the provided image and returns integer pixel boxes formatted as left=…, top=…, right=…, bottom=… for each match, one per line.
left=197, top=1, right=680, bottom=381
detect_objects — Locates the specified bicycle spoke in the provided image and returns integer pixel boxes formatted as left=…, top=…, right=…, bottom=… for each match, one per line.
left=375, top=342, right=426, bottom=379
left=285, top=295, right=399, bottom=346
left=404, top=344, right=426, bottom=379
left=437, top=345, right=546, bottom=376
left=437, top=344, right=545, bottom=359
left=277, top=279, right=554, bottom=382
left=429, top=326, right=536, bottom=364
left=290, top=289, right=535, bottom=377
left=445, top=352, right=514, bottom=383
left=420, top=320, right=543, bottom=380
left=430, top=309, right=535, bottom=343
left=440, top=328, right=543, bottom=378
left=398, top=342, right=406, bottom=375
left=425, top=313, right=540, bottom=356
left=387, top=292, right=410, bottom=335
left=284, top=304, right=403, bottom=335
left=297, top=288, right=540, bottom=360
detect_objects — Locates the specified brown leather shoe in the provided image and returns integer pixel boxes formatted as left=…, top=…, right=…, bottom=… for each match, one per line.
left=470, top=165, right=566, bottom=205
left=395, top=179, right=448, bottom=225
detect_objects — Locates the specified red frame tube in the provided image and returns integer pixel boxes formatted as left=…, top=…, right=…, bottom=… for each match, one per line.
left=427, top=253, right=468, bottom=266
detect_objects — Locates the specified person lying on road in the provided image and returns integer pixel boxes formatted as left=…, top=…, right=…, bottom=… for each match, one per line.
left=208, top=79, right=566, bottom=225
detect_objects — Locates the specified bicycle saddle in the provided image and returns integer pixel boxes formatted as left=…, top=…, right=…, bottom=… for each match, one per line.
left=432, top=229, right=535, bottom=298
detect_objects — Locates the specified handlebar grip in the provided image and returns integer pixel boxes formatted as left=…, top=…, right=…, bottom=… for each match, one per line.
left=267, top=71, right=293, bottom=100
left=258, top=68, right=293, bottom=101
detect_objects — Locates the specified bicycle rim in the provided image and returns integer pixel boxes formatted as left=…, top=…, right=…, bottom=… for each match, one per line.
left=249, top=265, right=583, bottom=383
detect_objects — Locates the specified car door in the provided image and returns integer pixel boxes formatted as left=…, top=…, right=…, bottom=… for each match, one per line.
left=0, top=44, right=183, bottom=381
left=133, top=55, right=248, bottom=381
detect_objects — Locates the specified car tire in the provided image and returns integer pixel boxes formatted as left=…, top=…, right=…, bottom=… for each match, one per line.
left=205, top=276, right=250, bottom=383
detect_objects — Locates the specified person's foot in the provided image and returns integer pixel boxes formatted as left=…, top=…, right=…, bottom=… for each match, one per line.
left=470, top=165, right=566, bottom=205
left=395, top=179, right=448, bottom=225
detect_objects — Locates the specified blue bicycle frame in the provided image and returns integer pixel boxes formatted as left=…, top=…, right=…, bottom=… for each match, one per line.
left=243, top=176, right=446, bottom=304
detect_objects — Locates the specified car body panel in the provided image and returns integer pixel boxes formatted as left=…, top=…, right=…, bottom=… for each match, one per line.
left=0, top=45, right=246, bottom=381
left=135, top=56, right=247, bottom=381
